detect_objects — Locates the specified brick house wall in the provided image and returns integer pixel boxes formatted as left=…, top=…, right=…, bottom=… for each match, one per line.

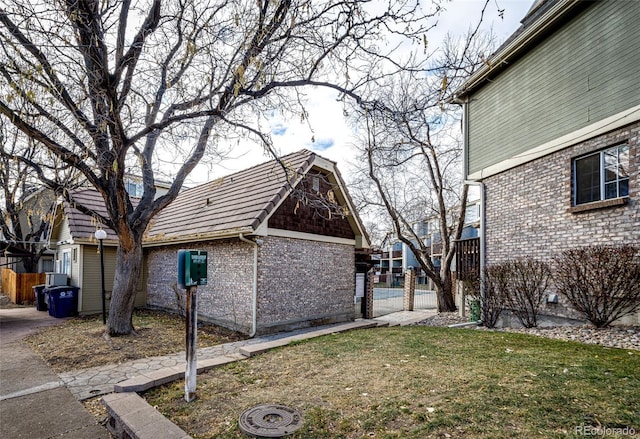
left=256, top=236, right=355, bottom=334
left=483, top=122, right=640, bottom=321
left=145, top=239, right=254, bottom=333
left=145, top=235, right=356, bottom=335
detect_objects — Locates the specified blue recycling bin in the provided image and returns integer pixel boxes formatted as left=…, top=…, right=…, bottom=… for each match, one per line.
left=46, top=286, right=79, bottom=318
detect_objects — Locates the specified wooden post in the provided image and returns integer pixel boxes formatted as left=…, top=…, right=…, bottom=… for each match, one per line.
left=185, top=285, right=198, bottom=402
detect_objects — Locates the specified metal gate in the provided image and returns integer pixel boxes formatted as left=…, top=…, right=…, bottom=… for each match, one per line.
left=372, top=285, right=404, bottom=317
left=371, top=272, right=437, bottom=317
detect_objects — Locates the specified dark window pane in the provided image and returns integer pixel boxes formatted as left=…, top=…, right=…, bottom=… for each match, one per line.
left=575, top=154, right=601, bottom=204
left=620, top=178, right=629, bottom=197
left=605, top=182, right=617, bottom=200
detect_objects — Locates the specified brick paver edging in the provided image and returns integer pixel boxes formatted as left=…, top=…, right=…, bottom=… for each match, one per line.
left=103, top=392, right=191, bottom=439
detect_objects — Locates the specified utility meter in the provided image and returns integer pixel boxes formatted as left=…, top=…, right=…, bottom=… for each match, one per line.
left=177, top=250, right=208, bottom=288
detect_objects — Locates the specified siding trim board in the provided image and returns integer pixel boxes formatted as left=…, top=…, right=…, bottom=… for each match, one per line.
left=264, top=228, right=357, bottom=246
left=467, top=105, right=640, bottom=180
left=464, top=0, right=640, bottom=176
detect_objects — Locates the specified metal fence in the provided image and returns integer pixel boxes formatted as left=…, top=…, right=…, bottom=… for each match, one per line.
left=371, top=275, right=437, bottom=317
left=372, top=286, right=404, bottom=317
left=414, top=287, right=437, bottom=310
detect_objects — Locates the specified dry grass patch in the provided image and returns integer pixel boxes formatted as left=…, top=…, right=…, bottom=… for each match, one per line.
left=144, top=326, right=640, bottom=439
left=24, top=309, right=245, bottom=373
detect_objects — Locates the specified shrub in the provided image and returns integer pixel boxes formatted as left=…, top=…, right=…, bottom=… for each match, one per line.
left=554, top=245, right=640, bottom=328
left=464, top=269, right=506, bottom=328
left=482, top=258, right=551, bottom=328
left=502, top=258, right=552, bottom=328
left=481, top=264, right=508, bottom=328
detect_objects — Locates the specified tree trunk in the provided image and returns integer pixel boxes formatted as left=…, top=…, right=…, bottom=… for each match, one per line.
left=435, top=273, right=456, bottom=312
left=107, top=241, right=143, bottom=336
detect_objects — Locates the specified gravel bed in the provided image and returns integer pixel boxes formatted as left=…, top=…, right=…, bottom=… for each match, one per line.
left=416, top=312, right=640, bottom=351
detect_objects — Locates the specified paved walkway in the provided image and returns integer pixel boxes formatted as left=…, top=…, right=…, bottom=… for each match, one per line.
left=0, top=307, right=110, bottom=438
left=59, top=309, right=436, bottom=401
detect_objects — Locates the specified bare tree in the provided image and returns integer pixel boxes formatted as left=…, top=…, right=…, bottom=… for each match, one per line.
left=0, top=118, right=77, bottom=272
left=349, top=30, right=494, bottom=312
left=0, top=0, right=433, bottom=335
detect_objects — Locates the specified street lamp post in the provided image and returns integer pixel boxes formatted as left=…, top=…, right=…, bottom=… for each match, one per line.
left=94, top=229, right=107, bottom=325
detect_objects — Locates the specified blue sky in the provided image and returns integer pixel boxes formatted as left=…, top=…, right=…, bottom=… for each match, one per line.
left=189, top=0, right=534, bottom=184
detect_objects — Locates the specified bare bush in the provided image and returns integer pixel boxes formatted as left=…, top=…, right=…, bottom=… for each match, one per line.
left=464, top=271, right=504, bottom=328
left=481, top=266, right=510, bottom=328
left=554, top=245, right=640, bottom=328
left=486, top=258, right=551, bottom=328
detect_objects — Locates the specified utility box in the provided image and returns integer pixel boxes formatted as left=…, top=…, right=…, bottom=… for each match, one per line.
left=45, top=273, right=68, bottom=287
left=177, top=250, right=208, bottom=288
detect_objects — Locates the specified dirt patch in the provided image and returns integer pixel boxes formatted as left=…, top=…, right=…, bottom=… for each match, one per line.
left=24, top=309, right=245, bottom=373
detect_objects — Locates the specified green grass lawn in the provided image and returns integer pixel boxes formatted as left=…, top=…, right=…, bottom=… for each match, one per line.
left=144, top=326, right=640, bottom=438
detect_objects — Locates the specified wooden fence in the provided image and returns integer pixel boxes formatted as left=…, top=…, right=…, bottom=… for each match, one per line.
left=1, top=268, right=45, bottom=304
left=455, top=237, right=480, bottom=282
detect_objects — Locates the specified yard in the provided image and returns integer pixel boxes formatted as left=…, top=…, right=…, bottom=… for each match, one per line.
left=24, top=309, right=245, bottom=372
left=143, top=326, right=639, bottom=439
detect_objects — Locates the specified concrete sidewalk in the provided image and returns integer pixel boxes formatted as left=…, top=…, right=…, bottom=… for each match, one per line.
left=0, top=307, right=432, bottom=438
left=0, top=307, right=110, bottom=438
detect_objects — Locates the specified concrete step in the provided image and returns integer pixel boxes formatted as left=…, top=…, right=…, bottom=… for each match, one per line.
left=103, top=392, right=191, bottom=439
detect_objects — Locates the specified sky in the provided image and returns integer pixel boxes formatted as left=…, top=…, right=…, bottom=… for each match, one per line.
left=186, top=0, right=535, bottom=186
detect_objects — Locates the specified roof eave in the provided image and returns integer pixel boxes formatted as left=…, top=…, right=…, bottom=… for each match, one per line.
left=142, top=226, right=256, bottom=248
left=454, top=0, right=582, bottom=99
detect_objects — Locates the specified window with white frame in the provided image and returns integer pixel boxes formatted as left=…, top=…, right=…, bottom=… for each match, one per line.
left=61, top=250, right=72, bottom=276
left=125, top=180, right=143, bottom=197
left=573, top=144, right=629, bottom=205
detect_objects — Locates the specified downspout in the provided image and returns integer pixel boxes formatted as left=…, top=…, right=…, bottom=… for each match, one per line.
left=464, top=180, right=485, bottom=321
left=238, top=233, right=258, bottom=337
left=459, top=96, right=486, bottom=323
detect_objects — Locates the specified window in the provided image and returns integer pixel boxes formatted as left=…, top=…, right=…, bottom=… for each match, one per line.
left=125, top=180, right=143, bottom=197
left=574, top=144, right=629, bottom=205
left=61, top=250, right=71, bottom=276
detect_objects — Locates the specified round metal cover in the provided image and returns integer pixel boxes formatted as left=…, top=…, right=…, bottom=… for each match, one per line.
left=238, top=404, right=303, bottom=438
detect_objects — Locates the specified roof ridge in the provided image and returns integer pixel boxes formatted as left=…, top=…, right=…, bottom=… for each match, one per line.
left=183, top=149, right=315, bottom=194
left=249, top=151, right=317, bottom=230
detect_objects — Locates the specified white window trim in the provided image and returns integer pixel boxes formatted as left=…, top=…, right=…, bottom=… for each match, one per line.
left=573, top=143, right=629, bottom=206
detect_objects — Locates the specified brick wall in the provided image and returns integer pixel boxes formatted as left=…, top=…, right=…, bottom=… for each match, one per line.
left=256, top=236, right=355, bottom=334
left=145, top=235, right=356, bottom=334
left=483, top=122, right=640, bottom=321
left=145, top=239, right=254, bottom=333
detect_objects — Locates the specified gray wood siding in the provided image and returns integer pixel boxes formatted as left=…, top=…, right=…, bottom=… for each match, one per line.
left=467, top=0, right=640, bottom=175
left=80, top=246, right=146, bottom=314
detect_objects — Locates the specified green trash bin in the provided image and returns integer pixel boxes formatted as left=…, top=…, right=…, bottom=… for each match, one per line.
left=469, top=298, right=481, bottom=322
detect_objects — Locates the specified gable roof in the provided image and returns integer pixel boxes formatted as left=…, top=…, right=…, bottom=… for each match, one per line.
left=59, top=189, right=119, bottom=242
left=145, top=149, right=315, bottom=243
left=55, top=150, right=369, bottom=248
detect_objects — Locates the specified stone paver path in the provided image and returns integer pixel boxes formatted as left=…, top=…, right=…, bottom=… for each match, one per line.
left=60, top=322, right=380, bottom=400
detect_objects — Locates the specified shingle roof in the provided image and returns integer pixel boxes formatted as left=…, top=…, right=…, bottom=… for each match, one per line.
left=58, top=149, right=368, bottom=247
left=144, top=149, right=315, bottom=242
left=63, top=189, right=120, bottom=241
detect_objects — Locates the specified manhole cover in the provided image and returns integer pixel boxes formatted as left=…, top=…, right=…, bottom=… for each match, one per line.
left=239, top=404, right=303, bottom=438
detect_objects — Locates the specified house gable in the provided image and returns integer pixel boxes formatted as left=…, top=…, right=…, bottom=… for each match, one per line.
left=268, top=170, right=355, bottom=240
